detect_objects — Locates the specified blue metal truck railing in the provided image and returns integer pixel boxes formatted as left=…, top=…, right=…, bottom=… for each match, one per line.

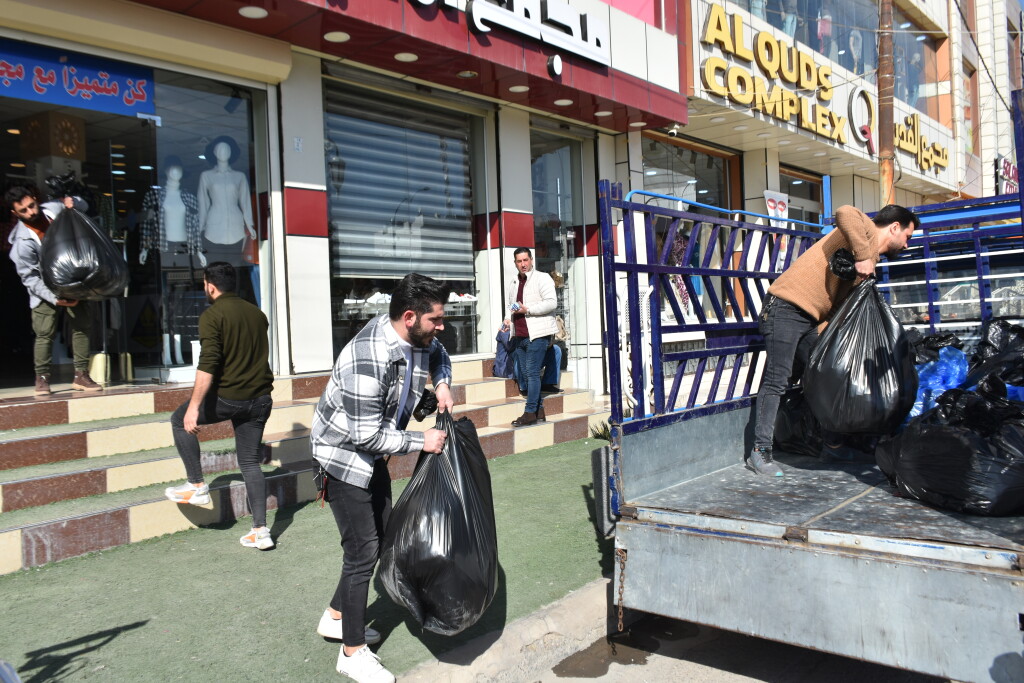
left=599, top=180, right=1024, bottom=442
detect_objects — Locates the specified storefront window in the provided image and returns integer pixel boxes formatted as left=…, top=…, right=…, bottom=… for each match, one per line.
left=780, top=168, right=823, bottom=225
left=893, top=9, right=940, bottom=119
left=762, top=0, right=878, bottom=80
left=322, top=81, right=479, bottom=357
left=0, top=37, right=268, bottom=385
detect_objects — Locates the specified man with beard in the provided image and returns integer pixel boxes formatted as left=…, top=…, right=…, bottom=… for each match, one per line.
left=746, top=204, right=919, bottom=477
left=6, top=185, right=101, bottom=394
left=164, top=261, right=275, bottom=550
left=310, top=272, right=453, bottom=683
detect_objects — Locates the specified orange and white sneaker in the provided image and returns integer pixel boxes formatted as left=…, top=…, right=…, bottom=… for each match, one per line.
left=164, top=481, right=211, bottom=506
left=239, top=527, right=274, bottom=550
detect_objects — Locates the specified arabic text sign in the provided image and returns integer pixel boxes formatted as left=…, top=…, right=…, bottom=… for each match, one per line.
left=415, top=0, right=611, bottom=67
left=0, top=39, right=155, bottom=116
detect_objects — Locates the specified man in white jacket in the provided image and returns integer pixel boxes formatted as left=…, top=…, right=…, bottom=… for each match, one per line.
left=502, top=248, right=558, bottom=426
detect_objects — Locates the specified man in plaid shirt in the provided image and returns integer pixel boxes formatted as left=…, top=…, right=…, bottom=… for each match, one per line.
left=311, top=273, right=453, bottom=683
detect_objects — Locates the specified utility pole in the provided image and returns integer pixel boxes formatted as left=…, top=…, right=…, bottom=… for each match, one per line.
left=878, top=0, right=895, bottom=206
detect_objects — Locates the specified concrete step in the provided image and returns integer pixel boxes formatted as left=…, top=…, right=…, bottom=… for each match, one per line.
left=0, top=403, right=609, bottom=575
left=0, top=387, right=594, bottom=514
left=0, top=358, right=500, bottom=431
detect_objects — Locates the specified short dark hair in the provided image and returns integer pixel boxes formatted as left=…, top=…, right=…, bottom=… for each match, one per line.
left=513, top=247, right=532, bottom=259
left=204, top=261, right=237, bottom=293
left=4, top=184, right=38, bottom=210
left=389, top=273, right=450, bottom=320
left=874, top=204, right=920, bottom=232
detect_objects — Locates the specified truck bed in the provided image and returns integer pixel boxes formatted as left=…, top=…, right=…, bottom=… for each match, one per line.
left=632, top=452, right=1024, bottom=554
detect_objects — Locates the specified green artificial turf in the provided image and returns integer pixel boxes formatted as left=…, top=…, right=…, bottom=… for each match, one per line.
left=0, top=438, right=613, bottom=681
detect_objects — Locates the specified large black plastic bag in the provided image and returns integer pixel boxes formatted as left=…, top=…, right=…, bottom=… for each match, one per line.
left=965, top=318, right=1024, bottom=388
left=876, top=379, right=1024, bottom=516
left=379, top=412, right=498, bottom=635
left=773, top=388, right=823, bottom=457
left=39, top=208, right=128, bottom=300
left=802, top=280, right=918, bottom=434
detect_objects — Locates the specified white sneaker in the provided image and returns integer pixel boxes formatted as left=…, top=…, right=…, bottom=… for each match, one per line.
left=164, top=481, right=211, bottom=506
left=317, top=609, right=381, bottom=645
left=335, top=645, right=394, bottom=683
left=239, top=527, right=274, bottom=550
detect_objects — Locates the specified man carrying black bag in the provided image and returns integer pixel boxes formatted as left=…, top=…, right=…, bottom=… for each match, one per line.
left=310, top=273, right=454, bottom=683
left=747, top=204, right=919, bottom=477
left=6, top=185, right=100, bottom=395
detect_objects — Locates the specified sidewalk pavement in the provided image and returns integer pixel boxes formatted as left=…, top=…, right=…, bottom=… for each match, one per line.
left=0, top=437, right=612, bottom=682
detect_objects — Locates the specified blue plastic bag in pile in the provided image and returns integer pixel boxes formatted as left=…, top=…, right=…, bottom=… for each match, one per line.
left=909, top=346, right=969, bottom=420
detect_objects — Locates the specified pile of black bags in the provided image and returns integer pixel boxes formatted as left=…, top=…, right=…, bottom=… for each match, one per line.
left=378, top=412, right=498, bottom=636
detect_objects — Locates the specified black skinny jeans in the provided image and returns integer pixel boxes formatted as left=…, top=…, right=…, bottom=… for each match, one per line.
left=752, top=296, right=820, bottom=452
left=170, top=393, right=273, bottom=527
left=327, top=459, right=392, bottom=647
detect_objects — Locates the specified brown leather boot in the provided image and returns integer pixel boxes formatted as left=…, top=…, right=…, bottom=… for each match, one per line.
left=537, top=405, right=546, bottom=422
left=72, top=371, right=103, bottom=392
left=34, top=375, right=51, bottom=396
left=512, top=411, right=537, bottom=427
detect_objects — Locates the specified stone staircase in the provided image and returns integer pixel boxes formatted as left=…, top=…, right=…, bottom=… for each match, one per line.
left=0, top=358, right=609, bottom=574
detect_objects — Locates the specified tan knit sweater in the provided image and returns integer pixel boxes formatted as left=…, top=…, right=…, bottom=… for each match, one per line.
left=767, top=205, right=880, bottom=323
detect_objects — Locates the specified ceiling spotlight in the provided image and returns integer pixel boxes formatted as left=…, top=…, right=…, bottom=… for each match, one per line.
left=710, top=116, right=726, bottom=123
left=6, top=128, right=19, bottom=135
left=594, top=110, right=612, bottom=117
left=509, top=85, right=530, bottom=93
left=554, top=98, right=573, bottom=106
left=813, top=151, right=827, bottom=157
left=238, top=6, right=268, bottom=19
left=394, top=52, right=419, bottom=63
left=323, top=31, right=351, bottom=43
left=456, top=70, right=479, bottom=79
left=778, top=140, right=791, bottom=145
left=733, top=125, right=748, bottom=131
left=629, top=121, right=647, bottom=128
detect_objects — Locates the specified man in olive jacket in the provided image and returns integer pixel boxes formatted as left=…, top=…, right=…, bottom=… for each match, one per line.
left=164, top=261, right=276, bottom=549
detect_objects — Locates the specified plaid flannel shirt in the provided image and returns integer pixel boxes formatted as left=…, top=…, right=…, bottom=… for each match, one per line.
left=310, top=314, right=452, bottom=488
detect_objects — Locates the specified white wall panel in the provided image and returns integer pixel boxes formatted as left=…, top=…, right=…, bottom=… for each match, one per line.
left=286, top=236, right=334, bottom=373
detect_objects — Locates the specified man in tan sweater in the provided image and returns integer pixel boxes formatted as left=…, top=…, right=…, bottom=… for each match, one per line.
left=747, top=204, right=920, bottom=477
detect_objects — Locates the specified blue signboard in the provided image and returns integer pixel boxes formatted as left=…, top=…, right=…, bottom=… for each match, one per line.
left=0, top=39, right=155, bottom=116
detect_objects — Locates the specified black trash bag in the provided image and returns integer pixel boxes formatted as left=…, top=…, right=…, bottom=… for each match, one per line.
left=773, top=388, right=823, bottom=457
left=876, top=382, right=1024, bottom=516
left=904, top=328, right=964, bottom=364
left=829, top=248, right=857, bottom=281
left=802, top=279, right=918, bottom=434
left=39, top=208, right=129, bottom=300
left=379, top=412, right=498, bottom=636
left=964, top=319, right=1024, bottom=388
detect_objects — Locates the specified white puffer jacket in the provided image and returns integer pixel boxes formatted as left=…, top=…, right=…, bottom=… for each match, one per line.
left=505, top=267, right=558, bottom=340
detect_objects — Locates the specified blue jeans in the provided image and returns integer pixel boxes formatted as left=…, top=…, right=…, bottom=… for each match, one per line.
left=512, top=335, right=552, bottom=412
left=171, top=392, right=273, bottom=526
left=752, top=296, right=819, bottom=452
left=515, top=344, right=561, bottom=390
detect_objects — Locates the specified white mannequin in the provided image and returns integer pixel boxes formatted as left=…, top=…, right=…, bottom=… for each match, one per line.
left=141, top=165, right=206, bottom=267
left=198, top=140, right=255, bottom=245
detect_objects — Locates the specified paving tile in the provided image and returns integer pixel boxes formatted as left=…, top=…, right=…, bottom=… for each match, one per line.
left=2, top=470, right=106, bottom=512
left=0, top=400, right=68, bottom=431
left=0, top=433, right=87, bottom=470
left=22, top=509, right=130, bottom=567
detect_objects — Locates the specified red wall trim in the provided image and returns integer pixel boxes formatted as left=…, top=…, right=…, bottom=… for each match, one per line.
left=500, top=211, right=535, bottom=248
left=283, top=187, right=328, bottom=238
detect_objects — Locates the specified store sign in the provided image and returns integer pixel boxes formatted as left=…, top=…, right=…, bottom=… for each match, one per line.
left=0, top=39, right=155, bottom=116
left=414, top=0, right=611, bottom=66
left=895, top=113, right=948, bottom=173
left=996, top=155, right=1019, bottom=194
left=699, top=5, right=847, bottom=142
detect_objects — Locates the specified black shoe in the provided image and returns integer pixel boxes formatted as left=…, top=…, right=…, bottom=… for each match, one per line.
left=512, top=412, right=537, bottom=427
left=541, top=384, right=562, bottom=394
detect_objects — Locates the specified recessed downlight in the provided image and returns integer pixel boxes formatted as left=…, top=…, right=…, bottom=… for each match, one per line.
left=508, top=85, right=530, bottom=93
left=6, top=128, right=19, bottom=135
left=757, top=132, right=771, bottom=138
left=554, top=98, right=573, bottom=106
left=778, top=140, right=791, bottom=145
left=710, top=116, right=726, bottom=123
left=238, top=6, right=268, bottom=19
left=323, top=31, right=351, bottom=43
left=733, top=125, right=748, bottom=131
left=456, top=70, right=479, bottom=79
left=813, top=151, right=827, bottom=157
left=796, top=146, right=809, bottom=151
left=394, top=52, right=419, bottom=63
left=594, top=110, right=613, bottom=117
left=629, top=121, right=647, bottom=128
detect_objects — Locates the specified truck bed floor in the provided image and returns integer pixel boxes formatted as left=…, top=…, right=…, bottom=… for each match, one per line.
left=632, top=453, right=1024, bottom=553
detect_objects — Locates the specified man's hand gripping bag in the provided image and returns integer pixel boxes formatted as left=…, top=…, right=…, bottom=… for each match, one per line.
left=379, top=412, right=498, bottom=636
